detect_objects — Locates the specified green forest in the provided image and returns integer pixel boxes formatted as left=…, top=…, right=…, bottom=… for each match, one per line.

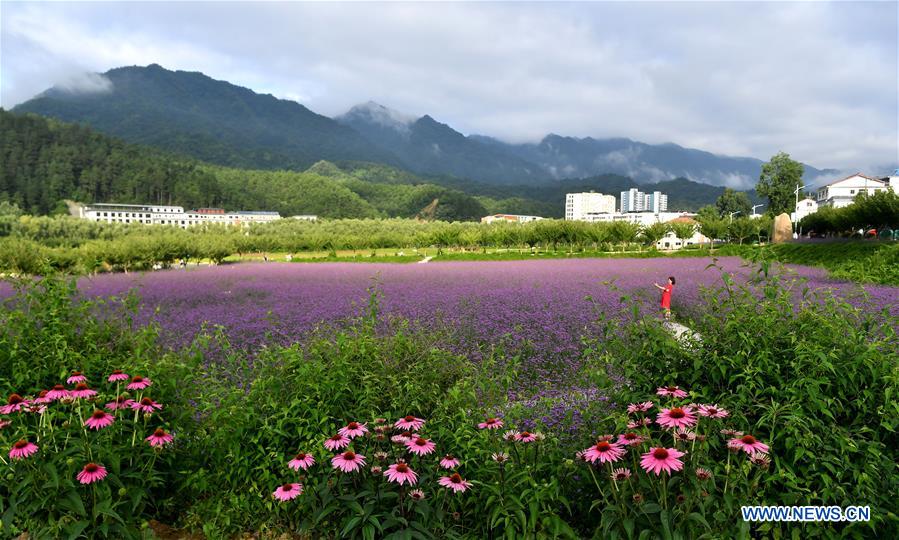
left=1, top=109, right=741, bottom=220
left=0, top=110, right=494, bottom=220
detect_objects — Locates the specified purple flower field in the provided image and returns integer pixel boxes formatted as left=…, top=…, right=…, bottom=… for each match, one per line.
left=62, top=257, right=896, bottom=364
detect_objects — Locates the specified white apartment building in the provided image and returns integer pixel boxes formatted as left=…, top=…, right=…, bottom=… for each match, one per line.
left=583, top=211, right=695, bottom=227
left=565, top=192, right=617, bottom=220
left=815, top=173, right=893, bottom=208
left=481, top=214, right=545, bottom=224
left=78, top=203, right=281, bottom=228
left=620, top=188, right=668, bottom=213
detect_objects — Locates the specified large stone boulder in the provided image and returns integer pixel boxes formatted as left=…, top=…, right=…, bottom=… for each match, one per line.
left=772, top=213, right=792, bottom=243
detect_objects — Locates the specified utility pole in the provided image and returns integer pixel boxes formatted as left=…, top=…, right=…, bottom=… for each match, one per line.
left=751, top=204, right=765, bottom=217
left=793, top=183, right=806, bottom=234
left=728, top=211, right=740, bottom=223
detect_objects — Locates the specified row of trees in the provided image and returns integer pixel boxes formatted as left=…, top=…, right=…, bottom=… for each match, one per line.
left=0, top=208, right=785, bottom=275
left=799, top=190, right=899, bottom=236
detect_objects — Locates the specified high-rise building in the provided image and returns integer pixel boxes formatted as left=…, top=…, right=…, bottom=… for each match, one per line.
left=620, top=189, right=667, bottom=213
left=645, top=191, right=668, bottom=213
left=565, top=192, right=617, bottom=221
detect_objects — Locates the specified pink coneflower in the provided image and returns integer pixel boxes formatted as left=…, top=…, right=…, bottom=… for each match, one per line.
left=617, top=432, right=646, bottom=446
left=515, top=431, right=537, bottom=443
left=728, top=434, right=769, bottom=455
left=126, top=376, right=152, bottom=390
left=583, top=441, right=626, bottom=464
left=146, top=428, right=174, bottom=447
left=749, top=454, right=771, bottom=470
left=337, top=421, right=368, bottom=439
left=720, top=429, right=744, bottom=437
left=288, top=452, right=315, bottom=470
left=370, top=465, right=383, bottom=475
left=33, top=390, right=52, bottom=405
left=384, top=462, right=418, bottom=485
left=107, top=370, right=130, bottom=383
left=406, top=437, right=436, bottom=456
left=502, top=430, right=520, bottom=442
left=656, top=386, right=688, bottom=398
left=1, top=394, right=28, bottom=414
left=695, top=467, right=712, bottom=480
left=331, top=450, right=366, bottom=473
left=674, top=428, right=696, bottom=443
left=656, top=407, right=697, bottom=429
left=46, top=385, right=70, bottom=401
left=391, top=432, right=414, bottom=444
left=478, top=417, right=504, bottom=430
left=611, top=468, right=632, bottom=481
left=324, top=433, right=350, bottom=451
left=409, top=489, right=426, bottom=501
left=9, top=440, right=38, bottom=460
left=439, top=455, right=460, bottom=469
left=0, top=420, right=10, bottom=430
left=627, top=401, right=654, bottom=414
left=131, top=397, right=162, bottom=414
left=627, top=418, right=653, bottom=429
left=67, top=371, right=87, bottom=385
left=394, top=415, right=425, bottom=431
left=698, top=404, right=729, bottom=419
left=438, top=473, right=472, bottom=493
left=374, top=451, right=389, bottom=462
left=28, top=404, right=47, bottom=415
left=84, top=410, right=115, bottom=430
left=595, top=434, right=614, bottom=442
left=640, top=447, right=686, bottom=476
left=272, top=483, right=303, bottom=501
left=77, top=463, right=108, bottom=484
left=70, top=383, right=97, bottom=399
left=105, top=396, right=135, bottom=411
left=492, top=452, right=509, bottom=463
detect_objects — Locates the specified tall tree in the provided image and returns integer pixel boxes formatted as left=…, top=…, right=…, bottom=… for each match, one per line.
left=757, top=152, right=804, bottom=215
left=670, top=221, right=697, bottom=248
left=641, top=222, right=670, bottom=247
left=715, top=188, right=752, bottom=218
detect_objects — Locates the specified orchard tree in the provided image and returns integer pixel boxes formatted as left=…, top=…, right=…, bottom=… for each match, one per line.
left=641, top=222, right=670, bottom=247
left=698, top=217, right=728, bottom=250
left=715, top=188, right=752, bottom=218
left=757, top=152, right=804, bottom=215
left=670, top=221, right=697, bottom=249
left=727, top=217, right=757, bottom=245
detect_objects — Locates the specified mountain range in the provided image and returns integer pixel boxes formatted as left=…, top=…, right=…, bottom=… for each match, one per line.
left=13, top=64, right=837, bottom=193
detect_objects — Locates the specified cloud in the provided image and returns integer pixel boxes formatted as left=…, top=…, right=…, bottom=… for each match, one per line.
left=1, top=1, right=895, bottom=172
left=51, top=72, right=113, bottom=95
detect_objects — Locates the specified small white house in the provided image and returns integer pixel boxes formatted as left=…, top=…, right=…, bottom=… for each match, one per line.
left=656, top=217, right=708, bottom=250
left=816, top=174, right=890, bottom=208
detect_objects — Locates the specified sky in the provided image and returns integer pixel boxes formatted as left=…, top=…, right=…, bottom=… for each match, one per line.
left=1, top=1, right=897, bottom=172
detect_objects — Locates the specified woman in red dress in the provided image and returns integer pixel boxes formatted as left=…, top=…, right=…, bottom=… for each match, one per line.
left=654, top=276, right=675, bottom=320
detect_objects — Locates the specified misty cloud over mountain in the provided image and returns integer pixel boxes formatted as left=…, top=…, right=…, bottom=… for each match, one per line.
left=15, top=65, right=838, bottom=189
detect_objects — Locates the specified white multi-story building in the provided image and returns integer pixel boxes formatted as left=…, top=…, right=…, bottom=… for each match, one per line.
left=815, top=173, right=892, bottom=208
left=620, top=189, right=668, bottom=213
left=792, top=198, right=818, bottom=223
left=565, top=192, right=616, bottom=220
left=481, top=214, right=544, bottom=224
left=583, top=211, right=695, bottom=227
left=77, top=203, right=281, bottom=228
